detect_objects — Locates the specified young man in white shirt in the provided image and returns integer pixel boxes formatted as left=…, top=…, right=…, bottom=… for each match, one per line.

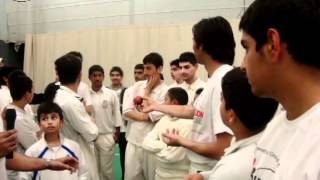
left=19, top=102, right=88, bottom=180
left=123, top=52, right=168, bottom=180
left=143, top=16, right=235, bottom=173
left=168, top=59, right=183, bottom=88
left=88, top=65, right=122, bottom=180
left=185, top=68, right=278, bottom=180
left=142, top=87, right=192, bottom=180
left=239, top=0, right=320, bottom=179
left=178, top=52, right=205, bottom=104
left=54, top=54, right=99, bottom=180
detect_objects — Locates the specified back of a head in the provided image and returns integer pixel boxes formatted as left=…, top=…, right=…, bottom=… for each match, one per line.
left=110, top=66, right=123, bottom=77
left=167, top=87, right=188, bottom=105
left=8, top=70, right=33, bottom=101
left=37, top=101, right=63, bottom=123
left=222, top=67, right=278, bottom=132
left=240, top=0, right=320, bottom=68
left=66, top=51, right=83, bottom=60
left=179, top=52, right=197, bottom=65
left=143, top=52, right=163, bottom=68
left=0, top=66, right=19, bottom=85
left=193, top=16, right=235, bottom=65
left=44, top=82, right=60, bottom=102
left=55, top=54, right=82, bottom=85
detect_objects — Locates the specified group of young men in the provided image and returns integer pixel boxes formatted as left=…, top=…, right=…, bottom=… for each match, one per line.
left=1, top=0, right=320, bottom=179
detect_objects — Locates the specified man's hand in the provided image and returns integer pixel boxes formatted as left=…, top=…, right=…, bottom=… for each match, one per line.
left=145, top=74, right=161, bottom=96
left=184, top=174, right=204, bottom=180
left=48, top=156, right=79, bottom=173
left=0, top=129, right=17, bottom=158
left=113, top=127, right=121, bottom=143
left=142, top=96, right=159, bottom=113
left=162, top=128, right=183, bottom=146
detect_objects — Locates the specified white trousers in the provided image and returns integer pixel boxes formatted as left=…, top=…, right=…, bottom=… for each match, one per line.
left=125, top=142, right=156, bottom=180
left=95, top=134, right=115, bottom=180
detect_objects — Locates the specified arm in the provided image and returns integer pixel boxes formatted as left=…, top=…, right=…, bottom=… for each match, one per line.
left=184, top=174, right=204, bottom=180
left=142, top=123, right=166, bottom=153
left=6, top=152, right=78, bottom=172
left=143, top=97, right=195, bottom=119
left=162, top=130, right=232, bottom=160
left=112, top=93, right=123, bottom=142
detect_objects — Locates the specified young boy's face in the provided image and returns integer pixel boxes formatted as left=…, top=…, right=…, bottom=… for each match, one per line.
left=39, top=112, right=63, bottom=134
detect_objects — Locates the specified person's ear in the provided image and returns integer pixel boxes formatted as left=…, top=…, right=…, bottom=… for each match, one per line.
left=266, top=28, right=282, bottom=63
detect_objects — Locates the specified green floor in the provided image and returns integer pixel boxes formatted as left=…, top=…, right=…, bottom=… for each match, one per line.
left=114, top=144, right=122, bottom=180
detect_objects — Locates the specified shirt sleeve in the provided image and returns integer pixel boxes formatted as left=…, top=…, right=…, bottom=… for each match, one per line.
left=15, top=116, right=39, bottom=150
left=142, top=122, right=166, bottom=153
left=62, top=102, right=98, bottom=142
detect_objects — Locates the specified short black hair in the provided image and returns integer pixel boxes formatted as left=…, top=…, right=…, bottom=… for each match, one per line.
left=167, top=87, right=188, bottom=105
left=134, top=64, right=144, bottom=70
left=44, top=82, right=60, bottom=102
left=8, top=70, right=33, bottom=101
left=0, top=66, right=19, bottom=85
left=110, top=66, right=123, bottom=77
left=240, top=0, right=320, bottom=68
left=195, top=88, right=204, bottom=95
left=37, top=102, right=63, bottom=123
left=55, top=54, right=82, bottom=85
left=170, top=59, right=180, bottom=67
left=193, top=16, right=235, bottom=65
left=222, top=67, right=278, bottom=132
left=66, top=51, right=83, bottom=60
left=143, top=52, right=163, bottom=68
left=179, top=52, right=197, bottom=65
left=89, top=65, right=104, bottom=76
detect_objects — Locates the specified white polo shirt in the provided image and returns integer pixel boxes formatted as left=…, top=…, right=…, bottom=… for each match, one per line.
left=0, top=86, right=11, bottom=114
left=188, top=65, right=233, bottom=167
left=180, top=78, right=206, bottom=104
left=90, top=86, right=123, bottom=134
left=201, top=133, right=261, bottom=180
left=123, top=80, right=167, bottom=146
left=77, top=81, right=92, bottom=106
left=19, top=135, right=88, bottom=180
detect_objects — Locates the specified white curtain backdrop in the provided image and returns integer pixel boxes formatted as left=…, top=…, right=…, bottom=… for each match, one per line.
left=24, top=19, right=244, bottom=93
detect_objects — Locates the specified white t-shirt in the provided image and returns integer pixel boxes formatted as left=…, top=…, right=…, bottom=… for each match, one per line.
left=180, top=78, right=206, bottom=104
left=19, top=136, right=88, bottom=180
left=90, top=86, right=123, bottom=134
left=251, top=103, right=320, bottom=180
left=188, top=65, right=233, bottom=167
left=201, top=133, right=261, bottom=180
left=123, top=80, right=168, bottom=146
left=0, top=86, right=12, bottom=114
left=142, top=115, right=193, bottom=180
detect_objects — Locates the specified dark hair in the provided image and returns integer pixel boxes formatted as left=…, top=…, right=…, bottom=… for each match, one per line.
left=37, top=102, right=63, bottom=123
left=134, top=64, right=144, bottom=70
left=66, top=51, right=83, bottom=60
left=8, top=70, right=33, bottom=101
left=170, top=59, right=180, bottom=67
left=179, top=52, right=197, bottom=65
left=0, top=66, right=19, bottom=86
left=240, top=0, right=320, bottom=68
left=143, top=52, right=163, bottom=68
left=195, top=88, right=204, bottom=95
left=167, top=87, right=188, bottom=105
left=110, top=66, right=123, bottom=77
left=89, top=65, right=104, bottom=76
left=193, top=16, right=235, bottom=65
left=44, top=82, right=60, bottom=102
left=222, top=67, right=278, bottom=132
left=55, top=54, right=82, bottom=85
